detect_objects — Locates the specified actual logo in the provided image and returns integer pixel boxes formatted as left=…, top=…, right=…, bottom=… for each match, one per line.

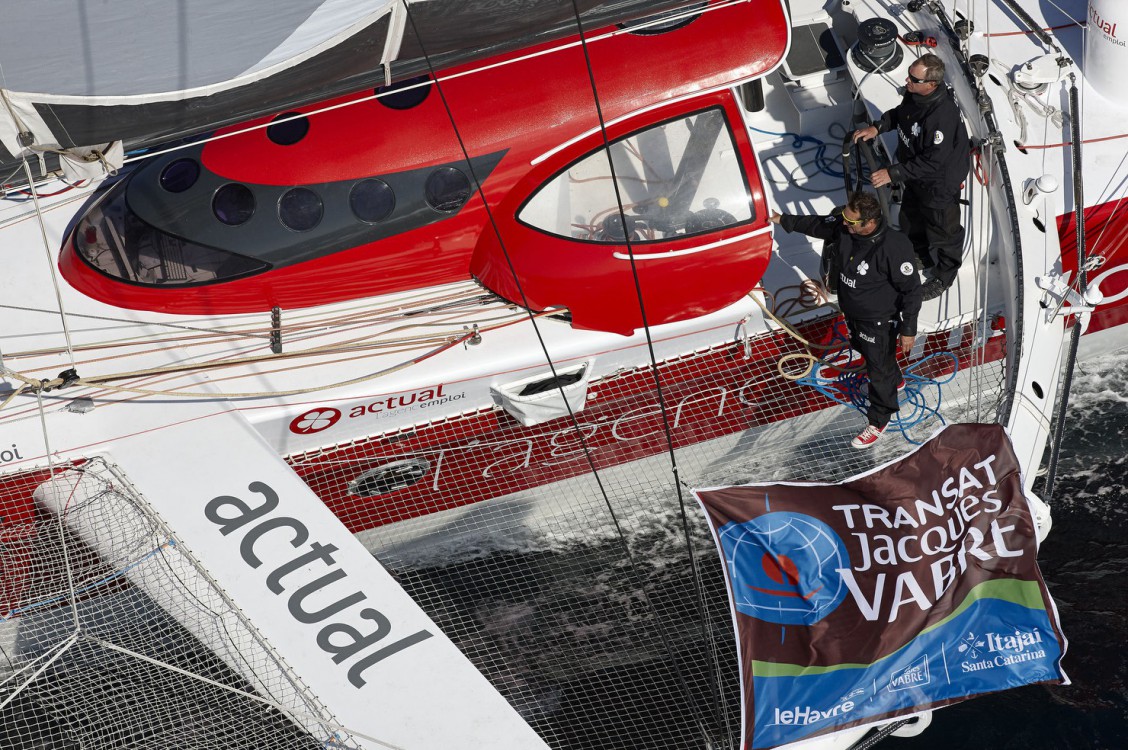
left=289, top=407, right=343, bottom=434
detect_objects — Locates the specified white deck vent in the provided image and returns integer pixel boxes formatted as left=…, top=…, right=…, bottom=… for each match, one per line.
left=492, top=361, right=592, bottom=426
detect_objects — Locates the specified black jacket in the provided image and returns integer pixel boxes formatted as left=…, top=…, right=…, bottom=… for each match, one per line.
left=877, top=85, right=970, bottom=207
left=779, top=214, right=922, bottom=336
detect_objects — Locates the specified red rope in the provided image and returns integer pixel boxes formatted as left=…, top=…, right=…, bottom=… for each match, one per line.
left=980, top=23, right=1081, bottom=38
left=1021, top=132, right=1128, bottom=151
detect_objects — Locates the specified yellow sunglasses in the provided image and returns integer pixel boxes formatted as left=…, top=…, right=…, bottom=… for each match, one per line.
left=841, top=214, right=863, bottom=226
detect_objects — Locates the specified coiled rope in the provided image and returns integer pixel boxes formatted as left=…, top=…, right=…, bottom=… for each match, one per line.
left=798, top=351, right=959, bottom=443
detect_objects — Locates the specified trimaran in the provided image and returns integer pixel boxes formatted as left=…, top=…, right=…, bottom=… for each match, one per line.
left=0, top=1, right=1123, bottom=748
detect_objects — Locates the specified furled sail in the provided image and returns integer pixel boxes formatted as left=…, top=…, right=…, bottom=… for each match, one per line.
left=0, top=0, right=690, bottom=174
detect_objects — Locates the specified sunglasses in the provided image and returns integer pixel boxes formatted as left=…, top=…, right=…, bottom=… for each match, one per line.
left=841, top=214, right=863, bottom=226
left=907, top=72, right=935, bottom=85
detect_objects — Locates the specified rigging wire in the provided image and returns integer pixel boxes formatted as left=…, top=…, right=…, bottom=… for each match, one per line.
left=0, top=283, right=489, bottom=358
left=0, top=287, right=519, bottom=415
left=397, top=0, right=739, bottom=742
left=20, top=158, right=77, bottom=371
left=566, top=0, right=734, bottom=741
left=0, top=315, right=553, bottom=403
left=0, top=0, right=742, bottom=177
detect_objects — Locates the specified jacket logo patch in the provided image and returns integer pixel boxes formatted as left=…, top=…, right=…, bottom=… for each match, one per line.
left=933, top=131, right=944, bottom=144
left=901, top=262, right=915, bottom=276
left=824, top=215, right=838, bottom=223
left=911, top=122, right=922, bottom=137
left=857, top=261, right=870, bottom=276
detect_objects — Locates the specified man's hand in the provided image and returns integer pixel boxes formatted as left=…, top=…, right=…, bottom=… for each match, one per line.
left=871, top=168, right=892, bottom=188
left=853, top=126, right=878, bottom=142
left=899, top=335, right=916, bottom=357
left=769, top=210, right=782, bottom=224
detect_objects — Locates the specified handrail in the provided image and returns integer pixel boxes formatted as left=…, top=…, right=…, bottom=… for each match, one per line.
left=611, top=225, right=771, bottom=260
left=919, top=1, right=1026, bottom=428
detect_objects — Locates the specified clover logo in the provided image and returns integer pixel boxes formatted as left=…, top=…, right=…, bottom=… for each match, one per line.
left=857, top=261, right=869, bottom=276
left=289, top=407, right=342, bottom=435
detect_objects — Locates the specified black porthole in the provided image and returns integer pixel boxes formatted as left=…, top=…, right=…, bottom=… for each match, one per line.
left=619, top=1, right=706, bottom=35
left=268, top=112, right=310, bottom=146
left=279, top=187, right=323, bottom=232
left=212, top=184, right=256, bottom=226
left=375, top=75, right=432, bottom=110
left=350, top=179, right=395, bottom=223
left=159, top=158, right=200, bottom=193
left=348, top=459, right=431, bottom=497
left=425, top=167, right=471, bottom=212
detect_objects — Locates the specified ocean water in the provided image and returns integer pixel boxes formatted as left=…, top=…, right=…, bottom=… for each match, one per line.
left=900, top=351, right=1128, bottom=749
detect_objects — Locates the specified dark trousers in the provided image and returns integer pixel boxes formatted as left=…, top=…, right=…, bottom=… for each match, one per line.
left=848, top=318, right=902, bottom=429
left=900, top=189, right=964, bottom=286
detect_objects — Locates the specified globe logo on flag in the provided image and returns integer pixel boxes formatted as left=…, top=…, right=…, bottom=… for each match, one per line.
left=718, top=512, right=849, bottom=625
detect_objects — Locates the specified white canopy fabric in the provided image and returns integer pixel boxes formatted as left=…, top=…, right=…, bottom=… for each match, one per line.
left=0, top=0, right=689, bottom=170
left=0, top=0, right=399, bottom=158
left=0, top=0, right=390, bottom=97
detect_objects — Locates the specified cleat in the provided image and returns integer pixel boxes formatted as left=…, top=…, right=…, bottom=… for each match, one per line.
left=851, top=424, right=886, bottom=449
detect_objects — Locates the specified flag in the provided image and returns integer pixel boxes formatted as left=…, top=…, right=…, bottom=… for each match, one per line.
left=694, top=423, right=1067, bottom=749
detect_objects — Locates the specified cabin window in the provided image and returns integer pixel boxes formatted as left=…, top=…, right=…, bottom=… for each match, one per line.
left=376, top=75, right=432, bottom=110
left=518, top=107, right=753, bottom=243
left=212, top=184, right=256, bottom=226
left=350, top=179, right=395, bottom=223
left=73, top=193, right=269, bottom=287
left=425, top=167, right=472, bottom=212
left=158, top=159, right=200, bottom=193
left=267, top=112, right=310, bottom=146
left=278, top=187, right=324, bottom=232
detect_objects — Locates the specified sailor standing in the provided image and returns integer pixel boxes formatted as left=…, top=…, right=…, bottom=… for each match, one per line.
left=770, top=193, right=922, bottom=449
left=853, top=53, right=970, bottom=301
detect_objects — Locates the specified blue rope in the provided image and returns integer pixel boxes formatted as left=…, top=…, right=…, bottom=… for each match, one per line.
left=749, top=125, right=846, bottom=179
left=1, top=538, right=177, bottom=621
left=799, top=351, right=960, bottom=444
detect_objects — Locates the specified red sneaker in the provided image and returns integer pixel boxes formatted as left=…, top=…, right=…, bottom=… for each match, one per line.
left=851, top=424, right=886, bottom=449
